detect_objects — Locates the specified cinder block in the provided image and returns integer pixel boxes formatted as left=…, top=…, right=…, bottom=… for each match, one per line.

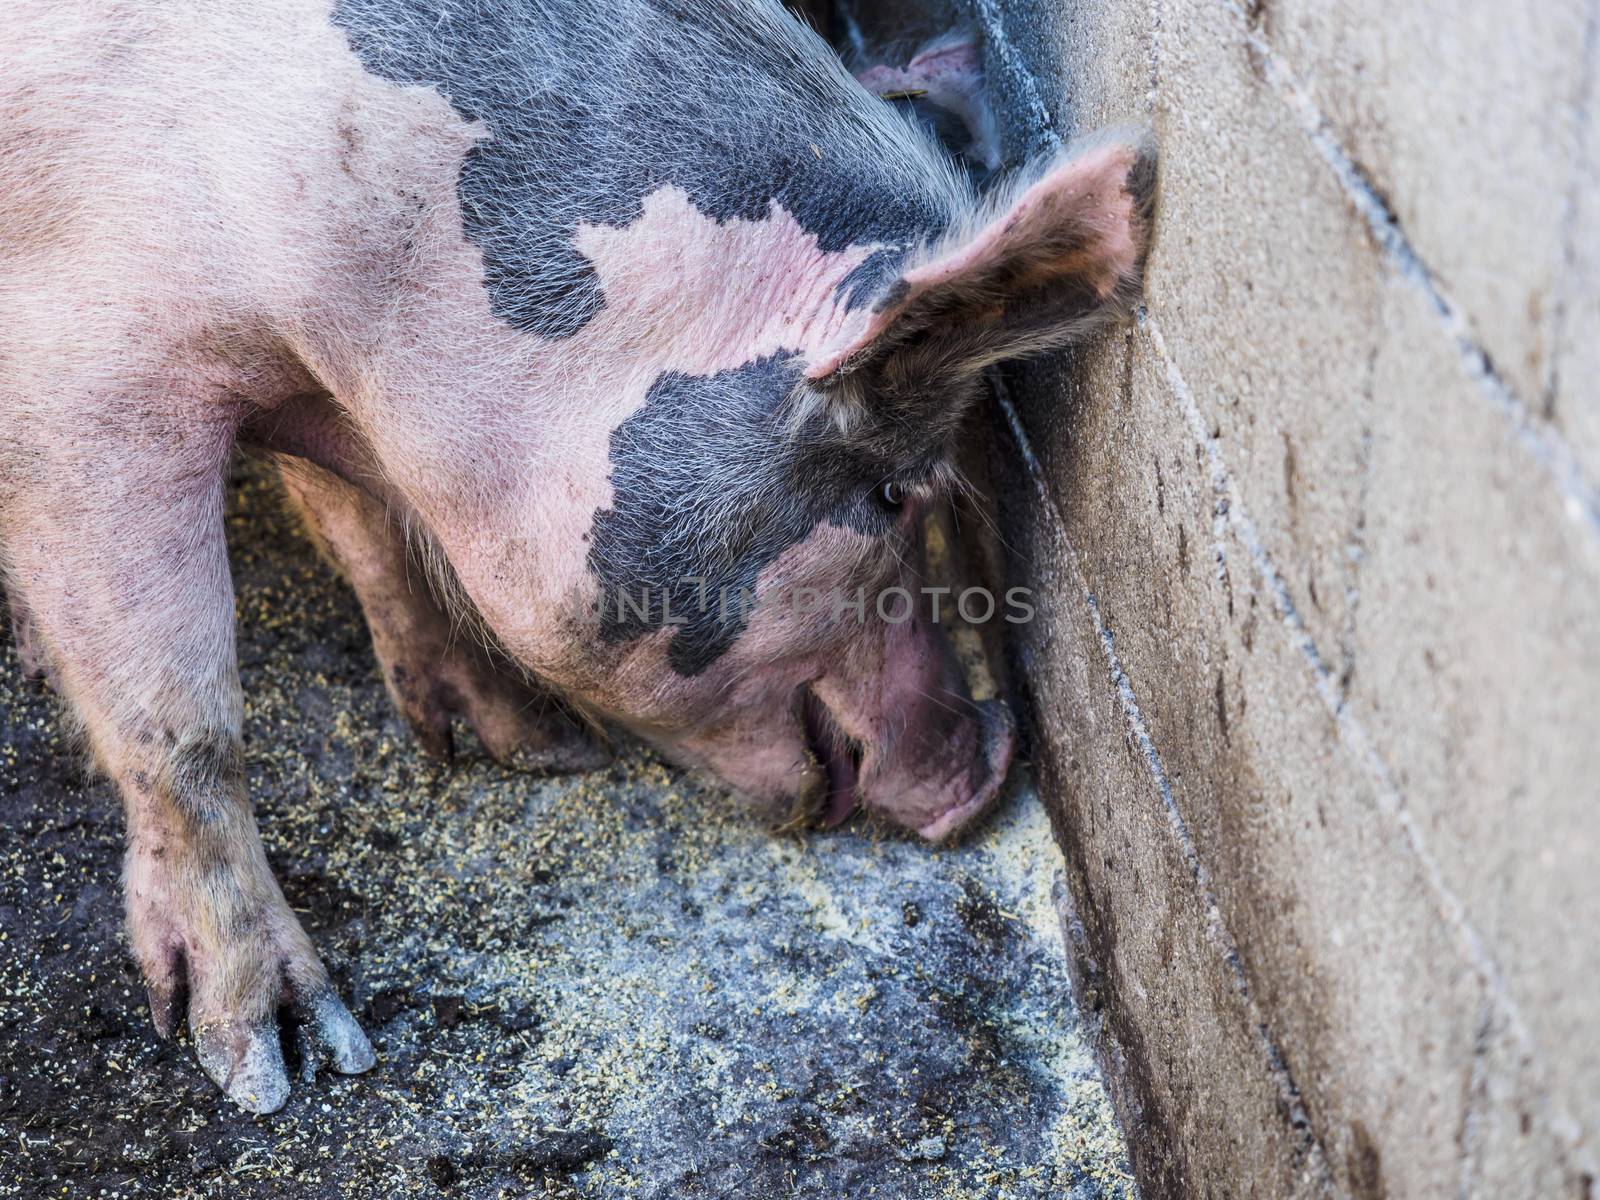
left=1139, top=0, right=1388, bottom=684
left=1026, top=322, right=1482, bottom=1197
left=1550, top=48, right=1600, bottom=492
left=1006, top=463, right=1329, bottom=1199
left=1458, top=1011, right=1591, bottom=1198
left=1251, top=0, right=1592, bottom=409
left=970, top=0, right=1599, bottom=1190
left=1346, top=270, right=1600, bottom=1155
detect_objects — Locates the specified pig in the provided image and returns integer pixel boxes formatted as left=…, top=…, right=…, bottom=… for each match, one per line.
left=853, top=30, right=1004, bottom=181
left=0, top=0, right=1155, bottom=1112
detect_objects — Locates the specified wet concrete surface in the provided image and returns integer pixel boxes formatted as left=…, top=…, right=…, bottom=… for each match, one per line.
left=0, top=462, right=1134, bottom=1199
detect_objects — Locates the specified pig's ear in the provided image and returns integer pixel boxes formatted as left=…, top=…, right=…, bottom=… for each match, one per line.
left=808, top=134, right=1156, bottom=383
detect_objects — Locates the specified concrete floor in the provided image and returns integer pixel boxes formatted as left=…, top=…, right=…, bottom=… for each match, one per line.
left=0, top=462, right=1134, bottom=1199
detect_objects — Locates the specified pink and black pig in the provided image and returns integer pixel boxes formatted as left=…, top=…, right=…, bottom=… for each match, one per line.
left=0, top=0, right=1154, bottom=1110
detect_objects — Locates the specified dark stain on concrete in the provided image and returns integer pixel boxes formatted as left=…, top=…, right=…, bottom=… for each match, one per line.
left=1214, top=670, right=1231, bottom=743
left=1348, top=1119, right=1388, bottom=1200
left=1282, top=431, right=1300, bottom=518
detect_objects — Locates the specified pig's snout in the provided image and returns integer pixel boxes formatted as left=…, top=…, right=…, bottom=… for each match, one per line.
left=803, top=614, right=1016, bottom=842
left=909, top=697, right=1015, bottom=841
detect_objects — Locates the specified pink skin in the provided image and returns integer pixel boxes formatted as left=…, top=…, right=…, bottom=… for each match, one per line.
left=857, top=45, right=980, bottom=96
left=901, top=145, right=1142, bottom=298
left=815, top=591, right=1015, bottom=840
left=809, top=143, right=1147, bottom=379
left=345, top=180, right=1019, bottom=840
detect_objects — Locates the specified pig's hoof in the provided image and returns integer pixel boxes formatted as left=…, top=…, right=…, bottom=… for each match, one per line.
left=294, top=989, right=379, bottom=1081
left=137, top=895, right=376, bottom=1114
left=188, top=986, right=375, bottom=1115
left=194, top=1020, right=292, bottom=1114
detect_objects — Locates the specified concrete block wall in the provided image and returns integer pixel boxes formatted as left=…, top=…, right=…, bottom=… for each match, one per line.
left=905, top=1, right=1599, bottom=1196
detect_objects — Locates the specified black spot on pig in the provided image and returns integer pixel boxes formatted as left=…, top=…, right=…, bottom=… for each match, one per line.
left=885, top=93, right=996, bottom=187
left=332, top=0, right=954, bottom=338
left=585, top=345, right=982, bottom=674
left=839, top=247, right=909, bottom=311
left=586, top=354, right=889, bottom=676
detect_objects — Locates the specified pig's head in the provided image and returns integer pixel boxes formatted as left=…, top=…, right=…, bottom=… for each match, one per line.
left=552, top=138, right=1156, bottom=839
left=324, top=1, right=1152, bottom=838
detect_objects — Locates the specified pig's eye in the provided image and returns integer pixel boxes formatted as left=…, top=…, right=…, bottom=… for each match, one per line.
left=878, top=480, right=906, bottom=511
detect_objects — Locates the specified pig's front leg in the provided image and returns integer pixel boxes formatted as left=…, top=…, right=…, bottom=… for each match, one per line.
left=0, top=416, right=373, bottom=1112
left=277, top=459, right=608, bottom=772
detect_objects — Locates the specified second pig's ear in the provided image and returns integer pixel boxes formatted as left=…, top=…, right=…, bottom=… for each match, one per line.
left=808, top=134, right=1157, bottom=385
left=855, top=30, right=1002, bottom=175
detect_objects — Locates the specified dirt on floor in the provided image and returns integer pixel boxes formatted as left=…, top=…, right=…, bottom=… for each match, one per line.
left=0, top=461, right=1134, bottom=1200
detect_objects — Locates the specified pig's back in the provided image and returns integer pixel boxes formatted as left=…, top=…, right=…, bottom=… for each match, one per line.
left=1, top=3, right=325, bottom=283
left=326, top=0, right=967, bottom=339
left=1, top=1, right=963, bottom=377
